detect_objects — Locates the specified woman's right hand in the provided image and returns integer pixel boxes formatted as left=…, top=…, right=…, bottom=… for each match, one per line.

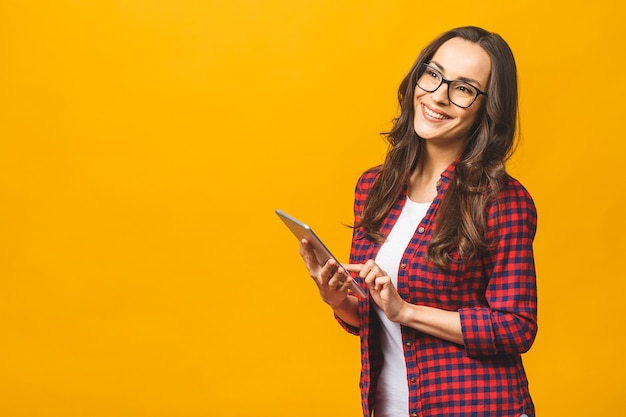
left=298, top=238, right=352, bottom=309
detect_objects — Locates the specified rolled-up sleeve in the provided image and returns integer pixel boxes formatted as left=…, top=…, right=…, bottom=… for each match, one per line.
left=460, top=181, right=538, bottom=358
left=335, top=312, right=360, bottom=335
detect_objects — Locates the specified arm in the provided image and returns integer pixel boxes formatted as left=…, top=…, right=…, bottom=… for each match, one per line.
left=330, top=293, right=360, bottom=328
left=345, top=261, right=464, bottom=345
left=397, top=305, right=463, bottom=345
left=345, top=180, right=538, bottom=355
left=330, top=167, right=386, bottom=333
left=298, top=239, right=360, bottom=327
left=459, top=183, right=538, bottom=357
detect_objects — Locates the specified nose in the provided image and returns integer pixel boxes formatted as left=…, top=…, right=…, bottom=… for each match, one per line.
left=430, top=81, right=450, bottom=104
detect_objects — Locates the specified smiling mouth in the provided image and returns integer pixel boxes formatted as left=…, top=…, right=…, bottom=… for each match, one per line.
left=422, top=104, right=451, bottom=120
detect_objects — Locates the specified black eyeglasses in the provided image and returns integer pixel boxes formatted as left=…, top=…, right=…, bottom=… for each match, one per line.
left=416, top=63, right=487, bottom=108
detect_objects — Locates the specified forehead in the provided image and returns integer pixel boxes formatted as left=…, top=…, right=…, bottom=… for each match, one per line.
left=430, top=37, right=491, bottom=87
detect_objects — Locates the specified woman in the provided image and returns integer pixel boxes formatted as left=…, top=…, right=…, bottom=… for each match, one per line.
left=299, top=26, right=537, bottom=417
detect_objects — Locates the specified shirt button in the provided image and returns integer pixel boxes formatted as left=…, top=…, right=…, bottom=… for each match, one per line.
left=405, top=341, right=412, bottom=347
left=411, top=413, right=418, bottom=417
left=400, top=262, right=407, bottom=269
left=417, top=226, right=425, bottom=234
left=436, top=179, right=442, bottom=187
left=410, top=377, right=416, bottom=383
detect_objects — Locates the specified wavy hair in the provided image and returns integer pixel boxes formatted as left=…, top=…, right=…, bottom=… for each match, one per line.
left=357, top=26, right=520, bottom=268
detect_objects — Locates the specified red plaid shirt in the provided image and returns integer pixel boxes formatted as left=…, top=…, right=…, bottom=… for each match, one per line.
left=339, top=163, right=538, bottom=417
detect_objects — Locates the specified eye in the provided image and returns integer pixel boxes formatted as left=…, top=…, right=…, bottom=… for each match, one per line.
left=427, top=69, right=442, bottom=80
left=453, top=82, right=476, bottom=97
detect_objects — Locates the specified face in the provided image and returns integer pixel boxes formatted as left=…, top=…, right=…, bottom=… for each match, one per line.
left=413, top=37, right=491, bottom=148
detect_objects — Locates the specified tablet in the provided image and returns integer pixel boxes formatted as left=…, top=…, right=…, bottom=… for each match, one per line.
left=275, top=208, right=367, bottom=298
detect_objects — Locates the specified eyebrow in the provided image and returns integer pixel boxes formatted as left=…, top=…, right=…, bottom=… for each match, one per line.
left=429, top=60, right=484, bottom=88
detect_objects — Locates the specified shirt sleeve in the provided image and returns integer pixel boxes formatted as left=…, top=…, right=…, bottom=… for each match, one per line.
left=333, top=168, right=380, bottom=336
left=334, top=309, right=360, bottom=335
left=459, top=179, right=538, bottom=358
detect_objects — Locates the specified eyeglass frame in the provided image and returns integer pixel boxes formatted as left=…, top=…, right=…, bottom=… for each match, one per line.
left=416, top=63, right=488, bottom=109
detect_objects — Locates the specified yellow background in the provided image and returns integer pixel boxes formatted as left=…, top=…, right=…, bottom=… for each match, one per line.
left=0, top=1, right=624, bottom=416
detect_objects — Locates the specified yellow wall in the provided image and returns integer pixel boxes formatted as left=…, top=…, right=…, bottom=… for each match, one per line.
left=0, top=1, right=623, bottom=416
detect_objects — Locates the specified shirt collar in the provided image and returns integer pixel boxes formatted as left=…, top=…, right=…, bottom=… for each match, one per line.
left=439, top=159, right=459, bottom=181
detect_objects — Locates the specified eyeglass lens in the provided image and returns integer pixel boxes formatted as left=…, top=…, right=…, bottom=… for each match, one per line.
left=417, top=65, right=479, bottom=108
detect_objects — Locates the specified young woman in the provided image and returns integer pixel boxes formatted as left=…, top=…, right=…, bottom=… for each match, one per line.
left=299, top=26, right=538, bottom=417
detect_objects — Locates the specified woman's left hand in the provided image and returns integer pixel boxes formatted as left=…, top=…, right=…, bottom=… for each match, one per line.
left=344, top=260, right=406, bottom=323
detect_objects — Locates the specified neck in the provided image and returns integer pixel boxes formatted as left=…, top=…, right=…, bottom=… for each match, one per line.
left=407, top=140, right=464, bottom=203
left=414, top=140, right=463, bottom=179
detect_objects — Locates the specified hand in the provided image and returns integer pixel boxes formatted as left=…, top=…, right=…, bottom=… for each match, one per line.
left=344, top=260, right=406, bottom=322
left=298, top=239, right=353, bottom=309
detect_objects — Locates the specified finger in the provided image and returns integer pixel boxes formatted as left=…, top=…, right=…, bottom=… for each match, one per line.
left=363, top=259, right=380, bottom=272
left=364, top=272, right=378, bottom=288
left=321, top=259, right=339, bottom=284
left=375, top=275, right=391, bottom=291
left=334, top=280, right=347, bottom=291
left=330, top=267, right=351, bottom=289
left=364, top=275, right=387, bottom=292
left=363, top=264, right=383, bottom=282
left=344, top=261, right=377, bottom=280
left=363, top=264, right=388, bottom=288
left=331, top=273, right=348, bottom=291
left=299, top=239, right=318, bottom=257
left=299, top=239, right=315, bottom=263
left=354, top=259, right=379, bottom=280
left=342, top=264, right=364, bottom=273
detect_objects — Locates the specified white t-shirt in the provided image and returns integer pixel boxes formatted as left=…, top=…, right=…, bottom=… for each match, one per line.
left=373, top=197, right=430, bottom=417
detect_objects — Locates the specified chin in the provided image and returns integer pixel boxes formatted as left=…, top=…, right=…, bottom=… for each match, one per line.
left=413, top=121, right=444, bottom=140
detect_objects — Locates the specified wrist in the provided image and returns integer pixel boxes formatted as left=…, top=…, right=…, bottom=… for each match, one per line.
left=391, top=300, right=411, bottom=325
left=328, top=293, right=351, bottom=311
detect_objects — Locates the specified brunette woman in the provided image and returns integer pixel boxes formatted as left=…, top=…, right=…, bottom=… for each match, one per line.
left=299, top=26, right=537, bottom=417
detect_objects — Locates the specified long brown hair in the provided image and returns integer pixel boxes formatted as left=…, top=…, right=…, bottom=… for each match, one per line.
left=357, top=26, right=520, bottom=268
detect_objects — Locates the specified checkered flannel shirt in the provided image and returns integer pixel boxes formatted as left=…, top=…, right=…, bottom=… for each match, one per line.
left=339, top=163, right=538, bottom=417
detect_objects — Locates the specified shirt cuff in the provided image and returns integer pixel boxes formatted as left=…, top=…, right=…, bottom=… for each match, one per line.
left=334, top=313, right=359, bottom=335
left=459, top=307, right=497, bottom=357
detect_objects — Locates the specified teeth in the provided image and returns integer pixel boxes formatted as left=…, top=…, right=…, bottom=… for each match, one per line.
left=423, top=105, right=447, bottom=120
